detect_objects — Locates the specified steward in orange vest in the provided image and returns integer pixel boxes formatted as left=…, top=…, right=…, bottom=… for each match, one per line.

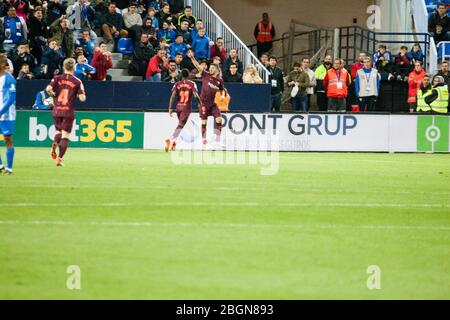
left=254, top=13, right=275, bottom=58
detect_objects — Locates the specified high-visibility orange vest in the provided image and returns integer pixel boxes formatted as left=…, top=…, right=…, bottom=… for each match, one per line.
left=326, top=69, right=348, bottom=98
left=256, top=21, right=273, bottom=43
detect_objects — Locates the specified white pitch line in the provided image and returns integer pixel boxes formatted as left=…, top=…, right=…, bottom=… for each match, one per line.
left=0, top=220, right=449, bottom=231
left=1, top=202, right=449, bottom=208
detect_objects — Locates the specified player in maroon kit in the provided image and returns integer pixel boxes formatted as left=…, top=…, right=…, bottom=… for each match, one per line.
left=46, top=58, right=86, bottom=167
left=166, top=69, right=202, bottom=152
left=187, top=50, right=228, bottom=148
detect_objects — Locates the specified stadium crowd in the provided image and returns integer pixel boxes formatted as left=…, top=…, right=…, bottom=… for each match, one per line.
left=0, top=0, right=263, bottom=84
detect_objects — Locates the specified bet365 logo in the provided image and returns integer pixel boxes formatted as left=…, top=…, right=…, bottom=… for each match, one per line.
left=417, top=116, right=449, bottom=152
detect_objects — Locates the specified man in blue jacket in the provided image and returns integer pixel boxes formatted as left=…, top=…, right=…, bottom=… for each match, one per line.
left=170, top=34, right=187, bottom=58
left=191, top=28, right=210, bottom=60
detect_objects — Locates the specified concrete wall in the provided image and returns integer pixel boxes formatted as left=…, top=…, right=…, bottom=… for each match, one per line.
left=206, top=0, right=375, bottom=45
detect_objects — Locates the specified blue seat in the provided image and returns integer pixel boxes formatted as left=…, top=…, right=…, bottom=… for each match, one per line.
left=117, top=38, right=134, bottom=55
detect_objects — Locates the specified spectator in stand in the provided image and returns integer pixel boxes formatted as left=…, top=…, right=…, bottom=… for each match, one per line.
left=67, top=0, right=97, bottom=42
left=191, top=27, right=210, bottom=60
left=170, top=34, right=187, bottom=58
left=1, top=6, right=28, bottom=54
left=145, top=48, right=168, bottom=82
left=254, top=12, right=275, bottom=58
left=12, top=42, right=38, bottom=78
left=212, top=56, right=223, bottom=74
left=74, top=54, right=96, bottom=80
left=355, top=57, right=381, bottom=112
left=373, top=44, right=393, bottom=80
left=158, top=2, right=172, bottom=27
left=407, top=60, right=426, bottom=112
left=92, top=42, right=113, bottom=81
left=223, top=48, right=243, bottom=76
left=417, top=74, right=448, bottom=114
left=416, top=74, right=433, bottom=113
left=436, top=60, right=450, bottom=88
left=287, top=62, right=310, bottom=112
left=143, top=7, right=159, bottom=30
left=143, top=1, right=160, bottom=12
left=50, top=15, right=74, bottom=58
left=75, top=29, right=96, bottom=63
left=301, top=57, right=317, bottom=111
left=223, top=62, right=243, bottom=83
left=191, top=19, right=205, bottom=42
left=259, top=52, right=270, bottom=68
left=393, top=45, right=411, bottom=82
left=162, top=59, right=180, bottom=83
left=267, top=56, right=284, bottom=112
left=11, top=0, right=29, bottom=23
left=17, top=63, right=34, bottom=79
left=351, top=52, right=366, bottom=81
left=174, top=52, right=183, bottom=71
left=323, top=58, right=351, bottom=112
left=314, top=54, right=333, bottom=111
left=141, top=17, right=158, bottom=47
left=123, top=2, right=143, bottom=42
left=428, top=3, right=450, bottom=44
left=102, top=2, right=128, bottom=45
left=157, top=20, right=176, bottom=44
left=177, top=5, right=196, bottom=28
left=128, top=33, right=155, bottom=78
left=242, top=63, right=262, bottom=84
left=0, top=49, right=14, bottom=74
left=210, top=37, right=227, bottom=63
left=407, top=43, right=424, bottom=64
left=46, top=0, right=66, bottom=25
left=27, top=8, right=47, bottom=63
left=40, top=39, right=63, bottom=78
left=189, top=58, right=208, bottom=80
left=177, top=20, right=191, bottom=45
left=167, top=0, right=184, bottom=15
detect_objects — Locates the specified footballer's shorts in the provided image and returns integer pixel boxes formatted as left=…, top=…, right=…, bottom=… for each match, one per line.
left=53, top=116, right=74, bottom=133
left=176, top=107, right=192, bottom=126
left=0, top=120, right=15, bottom=136
left=199, top=104, right=221, bottom=120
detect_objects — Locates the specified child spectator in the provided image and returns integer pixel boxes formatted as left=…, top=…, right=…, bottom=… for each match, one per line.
left=191, top=27, right=210, bottom=60
left=92, top=42, right=113, bottom=81
left=74, top=54, right=96, bottom=80
left=407, top=61, right=426, bottom=112
left=17, top=64, right=34, bottom=80
left=393, top=46, right=411, bottom=81
left=373, top=44, right=393, bottom=80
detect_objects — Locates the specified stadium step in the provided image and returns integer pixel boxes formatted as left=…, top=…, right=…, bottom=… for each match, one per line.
left=112, top=59, right=130, bottom=69
left=107, top=68, right=129, bottom=77
left=112, top=75, right=142, bottom=82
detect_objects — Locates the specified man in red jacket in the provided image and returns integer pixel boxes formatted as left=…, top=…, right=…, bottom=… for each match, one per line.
left=408, top=61, right=426, bottom=112
left=91, top=42, right=112, bottom=81
left=146, top=49, right=168, bottom=82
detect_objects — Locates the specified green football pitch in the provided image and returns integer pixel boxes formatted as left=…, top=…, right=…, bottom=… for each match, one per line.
left=0, top=148, right=449, bottom=299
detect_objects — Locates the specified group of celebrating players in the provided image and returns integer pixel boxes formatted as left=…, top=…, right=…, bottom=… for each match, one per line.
left=0, top=50, right=228, bottom=173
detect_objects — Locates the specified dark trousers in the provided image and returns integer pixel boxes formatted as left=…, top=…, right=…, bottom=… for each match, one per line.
left=316, top=92, right=328, bottom=112
left=359, top=96, right=378, bottom=112
left=271, top=93, right=282, bottom=112
left=291, top=95, right=308, bottom=112
left=257, top=41, right=273, bottom=58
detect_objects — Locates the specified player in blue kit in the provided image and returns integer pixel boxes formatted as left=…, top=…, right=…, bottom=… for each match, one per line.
left=0, top=56, right=16, bottom=175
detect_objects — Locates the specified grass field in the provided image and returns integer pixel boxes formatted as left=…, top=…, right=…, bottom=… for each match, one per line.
left=0, top=147, right=449, bottom=299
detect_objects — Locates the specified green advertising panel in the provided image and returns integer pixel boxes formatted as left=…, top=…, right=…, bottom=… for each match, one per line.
left=417, top=116, right=449, bottom=153
left=1, top=111, right=144, bottom=149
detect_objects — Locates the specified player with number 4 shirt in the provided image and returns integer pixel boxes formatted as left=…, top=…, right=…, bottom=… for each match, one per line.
left=46, top=58, right=86, bottom=167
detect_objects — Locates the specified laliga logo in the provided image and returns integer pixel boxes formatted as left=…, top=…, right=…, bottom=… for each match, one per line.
left=367, top=5, right=381, bottom=30
left=425, top=125, right=441, bottom=143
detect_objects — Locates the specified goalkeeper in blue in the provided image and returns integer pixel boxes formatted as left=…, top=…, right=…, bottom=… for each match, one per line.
left=0, top=56, right=17, bottom=175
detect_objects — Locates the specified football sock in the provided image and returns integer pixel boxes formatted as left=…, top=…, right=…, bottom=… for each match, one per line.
left=54, top=133, right=62, bottom=146
left=59, top=138, right=69, bottom=158
left=6, top=147, right=14, bottom=170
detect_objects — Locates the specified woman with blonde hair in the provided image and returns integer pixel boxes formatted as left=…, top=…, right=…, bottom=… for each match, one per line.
left=243, top=63, right=263, bottom=84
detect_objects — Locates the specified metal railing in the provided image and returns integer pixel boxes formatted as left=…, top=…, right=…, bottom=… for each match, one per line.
left=185, top=0, right=269, bottom=82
